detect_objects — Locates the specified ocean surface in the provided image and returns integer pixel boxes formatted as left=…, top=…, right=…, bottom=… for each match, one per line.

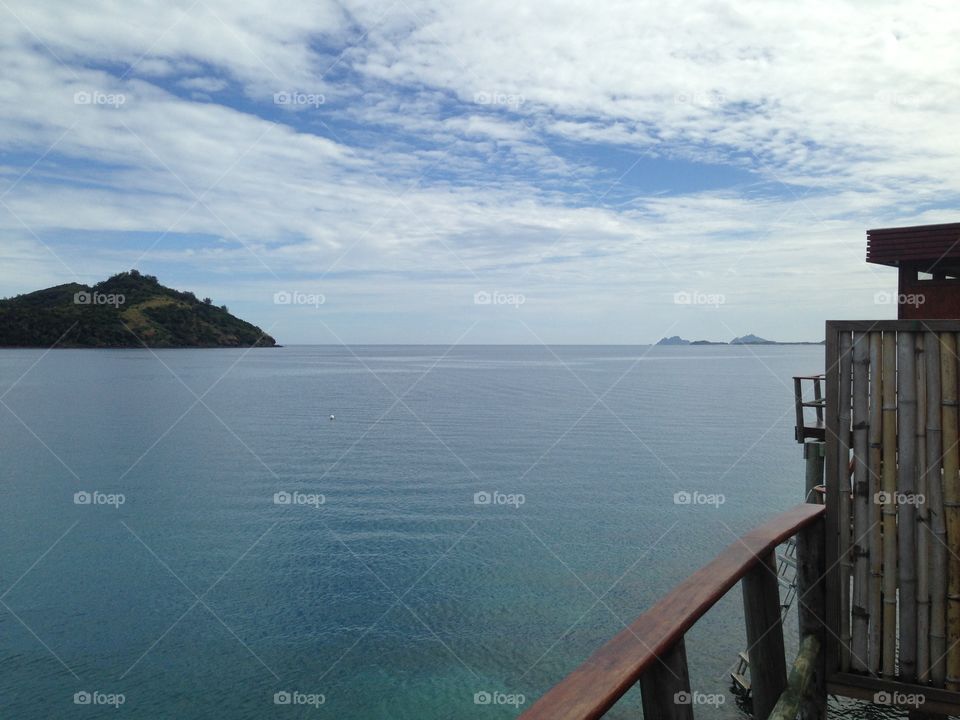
left=0, top=345, right=899, bottom=718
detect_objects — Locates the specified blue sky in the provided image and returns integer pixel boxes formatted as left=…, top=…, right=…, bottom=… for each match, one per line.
left=1, top=0, right=958, bottom=344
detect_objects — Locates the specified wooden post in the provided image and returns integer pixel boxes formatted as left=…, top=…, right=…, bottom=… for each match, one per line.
left=804, top=442, right=824, bottom=503
left=851, top=331, right=870, bottom=671
left=898, top=331, right=918, bottom=681
left=881, top=330, right=898, bottom=678
left=743, top=551, right=788, bottom=720
left=942, top=332, right=960, bottom=691
left=797, top=513, right=828, bottom=720
left=767, top=635, right=821, bottom=720
left=639, top=638, right=694, bottom=720
left=868, top=332, right=883, bottom=673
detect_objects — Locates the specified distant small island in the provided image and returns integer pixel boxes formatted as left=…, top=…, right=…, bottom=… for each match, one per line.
left=0, top=270, right=277, bottom=348
left=656, top=334, right=824, bottom=346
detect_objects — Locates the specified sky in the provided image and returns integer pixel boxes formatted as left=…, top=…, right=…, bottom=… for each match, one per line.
left=1, top=0, right=959, bottom=344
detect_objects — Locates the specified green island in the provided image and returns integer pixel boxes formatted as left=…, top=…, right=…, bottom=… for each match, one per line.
left=0, top=270, right=277, bottom=348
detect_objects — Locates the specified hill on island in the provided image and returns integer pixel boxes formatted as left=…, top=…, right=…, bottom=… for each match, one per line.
left=656, top=334, right=823, bottom=346
left=0, top=270, right=277, bottom=348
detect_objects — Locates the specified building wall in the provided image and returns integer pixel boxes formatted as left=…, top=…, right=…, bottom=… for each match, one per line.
left=898, top=266, right=960, bottom=319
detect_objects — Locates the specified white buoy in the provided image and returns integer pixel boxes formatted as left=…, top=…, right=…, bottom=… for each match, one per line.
left=329, top=414, right=335, bottom=421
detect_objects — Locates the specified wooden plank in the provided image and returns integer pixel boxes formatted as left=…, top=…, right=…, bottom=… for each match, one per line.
left=797, top=513, right=828, bottom=720
left=517, top=504, right=825, bottom=720
left=851, top=331, right=870, bottom=671
left=828, top=673, right=960, bottom=716
left=881, top=330, right=898, bottom=678
left=942, top=333, right=960, bottom=691
left=868, top=222, right=960, bottom=235
left=838, top=330, right=853, bottom=671
left=917, top=333, right=930, bottom=683
left=768, top=635, right=821, bottom=720
left=899, top=331, right=919, bottom=681
left=925, top=332, right=946, bottom=686
left=824, top=322, right=842, bottom=677
left=743, top=550, right=788, bottom=720
left=639, top=638, right=694, bottom=720
left=868, top=332, right=883, bottom=673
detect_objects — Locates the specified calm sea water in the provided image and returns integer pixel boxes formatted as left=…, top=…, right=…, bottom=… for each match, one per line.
left=0, top=345, right=899, bottom=718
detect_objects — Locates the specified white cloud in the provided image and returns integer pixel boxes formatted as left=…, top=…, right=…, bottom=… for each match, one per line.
left=0, top=0, right=957, bottom=341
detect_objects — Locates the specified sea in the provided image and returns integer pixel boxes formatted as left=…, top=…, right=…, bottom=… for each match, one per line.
left=0, top=345, right=905, bottom=718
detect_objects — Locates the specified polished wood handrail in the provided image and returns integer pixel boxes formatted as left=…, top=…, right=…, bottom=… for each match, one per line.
left=519, top=503, right=825, bottom=720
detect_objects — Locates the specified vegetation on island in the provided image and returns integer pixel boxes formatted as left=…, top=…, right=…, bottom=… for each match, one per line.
left=0, top=270, right=277, bottom=348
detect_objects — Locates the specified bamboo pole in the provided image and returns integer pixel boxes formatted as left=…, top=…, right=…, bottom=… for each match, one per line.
left=881, top=330, right=898, bottom=678
left=838, top=331, right=854, bottom=671
left=868, top=332, right=883, bottom=673
left=897, top=330, right=918, bottom=681
left=942, top=332, right=960, bottom=691
left=926, top=331, right=946, bottom=687
left=851, top=332, right=870, bottom=671
left=916, top=333, right=930, bottom=682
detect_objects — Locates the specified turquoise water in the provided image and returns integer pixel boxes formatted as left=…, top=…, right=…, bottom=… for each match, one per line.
left=0, top=344, right=834, bottom=718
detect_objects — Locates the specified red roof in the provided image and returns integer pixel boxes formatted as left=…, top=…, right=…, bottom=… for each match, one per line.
left=867, top=222, right=960, bottom=268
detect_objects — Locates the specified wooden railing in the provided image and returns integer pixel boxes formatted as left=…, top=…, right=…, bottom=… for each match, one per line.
left=519, top=503, right=827, bottom=720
